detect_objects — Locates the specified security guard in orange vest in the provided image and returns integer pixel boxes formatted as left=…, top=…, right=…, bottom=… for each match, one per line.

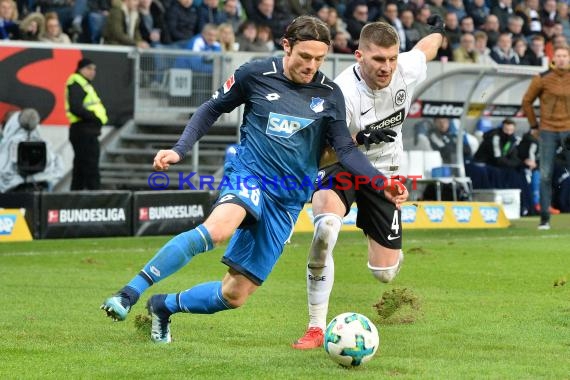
left=65, top=58, right=108, bottom=190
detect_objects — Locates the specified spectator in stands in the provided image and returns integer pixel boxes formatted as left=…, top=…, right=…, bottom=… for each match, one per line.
left=196, top=0, right=223, bottom=32
left=481, top=14, right=500, bottom=49
left=174, top=23, right=220, bottom=72
left=235, top=19, right=256, bottom=51
left=444, top=11, right=461, bottom=49
left=366, top=0, right=384, bottom=21
left=65, top=58, right=108, bottom=190
left=558, top=1, right=570, bottom=42
left=326, top=6, right=349, bottom=41
left=474, top=30, right=494, bottom=64
left=435, top=35, right=453, bottom=62
left=19, top=12, right=45, bottom=41
left=255, top=23, right=274, bottom=52
left=401, top=8, right=421, bottom=51
left=513, top=37, right=532, bottom=65
left=466, top=0, right=488, bottom=30
left=217, top=22, right=236, bottom=52
left=380, top=1, right=406, bottom=52
left=428, top=117, right=457, bottom=163
left=527, top=34, right=548, bottom=67
left=275, top=0, right=311, bottom=20
left=514, top=0, right=541, bottom=37
left=453, top=32, right=478, bottom=63
left=37, top=0, right=74, bottom=33
left=522, top=45, right=570, bottom=229
left=552, top=33, right=568, bottom=51
left=217, top=0, right=241, bottom=33
left=84, top=0, right=112, bottom=44
left=40, top=11, right=72, bottom=43
left=165, top=0, right=199, bottom=45
left=541, top=0, right=558, bottom=27
left=427, top=0, right=446, bottom=19
left=0, top=0, right=20, bottom=40
left=313, top=2, right=329, bottom=24
left=446, top=0, right=466, bottom=20
left=344, top=0, right=368, bottom=47
left=0, top=108, right=64, bottom=193
left=414, top=5, right=432, bottom=38
left=103, top=0, right=149, bottom=47
left=491, top=0, right=513, bottom=32
left=543, top=20, right=558, bottom=60
left=331, top=30, right=352, bottom=54
left=474, top=118, right=521, bottom=168
left=138, top=0, right=168, bottom=46
left=459, top=15, right=475, bottom=35
left=247, top=0, right=291, bottom=49
left=490, top=32, right=519, bottom=64
left=506, top=15, right=525, bottom=41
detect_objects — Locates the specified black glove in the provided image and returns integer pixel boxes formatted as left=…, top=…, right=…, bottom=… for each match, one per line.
left=355, top=129, right=397, bottom=150
left=427, top=14, right=445, bottom=36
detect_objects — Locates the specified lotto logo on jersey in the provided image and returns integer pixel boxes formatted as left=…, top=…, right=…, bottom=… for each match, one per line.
left=424, top=205, right=445, bottom=223
left=0, top=215, right=16, bottom=235
left=479, top=206, right=499, bottom=224
left=452, top=206, right=472, bottom=223
left=266, top=112, right=314, bottom=138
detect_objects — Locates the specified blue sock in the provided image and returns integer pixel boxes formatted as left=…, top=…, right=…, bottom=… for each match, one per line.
left=126, top=224, right=214, bottom=296
left=165, top=281, right=233, bottom=314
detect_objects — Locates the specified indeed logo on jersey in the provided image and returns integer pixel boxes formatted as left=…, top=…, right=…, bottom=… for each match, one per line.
left=366, top=108, right=404, bottom=130
left=266, top=112, right=314, bottom=138
left=0, top=215, right=16, bottom=235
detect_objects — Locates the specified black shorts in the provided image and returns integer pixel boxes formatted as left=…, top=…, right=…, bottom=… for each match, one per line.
left=314, top=163, right=402, bottom=249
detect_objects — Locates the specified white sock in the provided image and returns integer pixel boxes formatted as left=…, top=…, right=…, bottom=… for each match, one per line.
left=306, top=214, right=341, bottom=330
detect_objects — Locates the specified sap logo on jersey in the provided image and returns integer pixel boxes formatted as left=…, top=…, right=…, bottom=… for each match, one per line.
left=267, top=112, right=314, bottom=138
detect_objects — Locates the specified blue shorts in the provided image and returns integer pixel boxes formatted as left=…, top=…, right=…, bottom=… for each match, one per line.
left=214, top=166, right=299, bottom=285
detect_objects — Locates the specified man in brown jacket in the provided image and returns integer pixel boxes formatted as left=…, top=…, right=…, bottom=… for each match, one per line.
left=522, top=45, right=570, bottom=230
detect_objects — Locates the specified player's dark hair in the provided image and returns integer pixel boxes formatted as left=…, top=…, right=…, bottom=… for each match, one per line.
left=359, top=21, right=399, bottom=49
left=282, top=15, right=331, bottom=47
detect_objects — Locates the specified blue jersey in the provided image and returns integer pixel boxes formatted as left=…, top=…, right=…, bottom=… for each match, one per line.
left=173, top=56, right=384, bottom=208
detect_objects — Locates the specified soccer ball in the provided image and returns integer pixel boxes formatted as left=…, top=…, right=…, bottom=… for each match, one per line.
left=323, top=312, right=380, bottom=367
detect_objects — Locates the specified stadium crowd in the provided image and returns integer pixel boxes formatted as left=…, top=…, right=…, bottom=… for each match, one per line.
left=2, top=0, right=569, bottom=64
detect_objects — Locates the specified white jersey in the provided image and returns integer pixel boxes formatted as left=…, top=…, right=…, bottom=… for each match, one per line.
left=334, top=49, right=427, bottom=177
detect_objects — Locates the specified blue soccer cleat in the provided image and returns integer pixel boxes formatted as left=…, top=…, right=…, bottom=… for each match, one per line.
left=147, top=294, right=172, bottom=344
left=100, top=293, right=131, bottom=321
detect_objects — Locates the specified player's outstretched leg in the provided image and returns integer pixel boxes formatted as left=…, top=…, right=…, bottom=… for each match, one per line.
left=101, top=286, right=140, bottom=321
left=146, top=281, right=234, bottom=344
left=147, top=294, right=172, bottom=344
left=101, top=224, right=214, bottom=321
left=292, top=213, right=342, bottom=350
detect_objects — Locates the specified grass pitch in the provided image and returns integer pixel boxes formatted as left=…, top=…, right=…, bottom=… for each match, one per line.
left=1, top=215, right=569, bottom=379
